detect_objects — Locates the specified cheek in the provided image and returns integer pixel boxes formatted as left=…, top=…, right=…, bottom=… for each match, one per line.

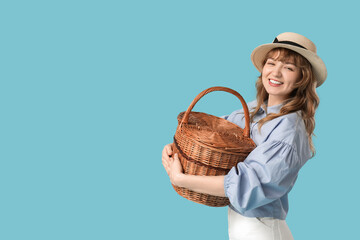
left=261, top=68, right=270, bottom=82
left=285, top=72, right=301, bottom=86
left=261, top=74, right=268, bottom=86
left=291, top=74, right=301, bottom=87
left=261, top=67, right=271, bottom=76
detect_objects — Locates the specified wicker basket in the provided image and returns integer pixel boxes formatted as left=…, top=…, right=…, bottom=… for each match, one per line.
left=172, top=86, right=256, bottom=207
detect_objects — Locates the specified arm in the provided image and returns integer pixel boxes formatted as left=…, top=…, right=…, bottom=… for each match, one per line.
left=175, top=171, right=225, bottom=197
left=162, top=143, right=226, bottom=197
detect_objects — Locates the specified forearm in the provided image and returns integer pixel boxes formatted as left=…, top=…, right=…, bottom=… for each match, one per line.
left=175, top=174, right=226, bottom=197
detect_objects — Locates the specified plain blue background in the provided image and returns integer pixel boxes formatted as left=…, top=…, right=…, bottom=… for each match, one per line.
left=1, top=0, right=359, bottom=239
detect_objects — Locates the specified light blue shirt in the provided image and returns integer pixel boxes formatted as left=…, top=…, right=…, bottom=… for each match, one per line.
left=223, top=100, right=312, bottom=220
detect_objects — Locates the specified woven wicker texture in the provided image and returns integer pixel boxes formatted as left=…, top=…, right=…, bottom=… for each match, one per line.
left=172, top=87, right=256, bottom=207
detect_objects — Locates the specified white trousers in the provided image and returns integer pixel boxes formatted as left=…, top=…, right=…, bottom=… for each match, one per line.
left=228, top=208, right=294, bottom=240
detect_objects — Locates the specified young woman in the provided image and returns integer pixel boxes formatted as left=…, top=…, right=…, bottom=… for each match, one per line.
left=162, top=32, right=327, bottom=240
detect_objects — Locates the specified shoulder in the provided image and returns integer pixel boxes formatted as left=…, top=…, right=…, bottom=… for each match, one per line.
left=263, top=111, right=311, bottom=158
left=227, top=100, right=257, bottom=118
left=264, top=111, right=305, bottom=140
left=276, top=112, right=305, bottom=136
left=225, top=100, right=257, bottom=127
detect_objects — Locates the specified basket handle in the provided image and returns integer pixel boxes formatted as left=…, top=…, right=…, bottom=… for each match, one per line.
left=180, top=86, right=251, bottom=138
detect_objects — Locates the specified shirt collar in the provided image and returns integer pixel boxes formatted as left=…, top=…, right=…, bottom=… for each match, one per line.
left=260, top=101, right=284, bottom=114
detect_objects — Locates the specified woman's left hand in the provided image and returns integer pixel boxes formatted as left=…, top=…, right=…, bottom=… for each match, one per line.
left=162, top=144, right=184, bottom=186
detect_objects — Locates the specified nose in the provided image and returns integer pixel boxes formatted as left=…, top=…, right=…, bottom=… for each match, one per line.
left=272, top=64, right=282, bottom=77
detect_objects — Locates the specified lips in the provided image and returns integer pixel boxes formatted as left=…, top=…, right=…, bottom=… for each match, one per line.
left=268, top=79, right=283, bottom=87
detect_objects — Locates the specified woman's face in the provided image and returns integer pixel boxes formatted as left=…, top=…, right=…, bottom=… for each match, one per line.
left=262, top=54, right=302, bottom=106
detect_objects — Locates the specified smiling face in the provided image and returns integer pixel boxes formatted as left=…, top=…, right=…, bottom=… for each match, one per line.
left=261, top=50, right=302, bottom=106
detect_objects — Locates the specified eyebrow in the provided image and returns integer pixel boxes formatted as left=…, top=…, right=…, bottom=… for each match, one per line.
left=268, top=58, right=296, bottom=66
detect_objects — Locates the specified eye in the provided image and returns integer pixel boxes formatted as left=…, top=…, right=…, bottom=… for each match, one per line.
left=266, top=60, right=275, bottom=65
left=285, top=64, right=297, bottom=71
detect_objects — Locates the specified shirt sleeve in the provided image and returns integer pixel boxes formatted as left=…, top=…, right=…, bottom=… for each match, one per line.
left=221, top=100, right=257, bottom=128
left=224, top=139, right=302, bottom=213
left=220, top=109, right=246, bottom=128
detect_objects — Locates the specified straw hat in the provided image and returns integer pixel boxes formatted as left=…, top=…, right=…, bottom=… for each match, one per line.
left=251, top=32, right=327, bottom=87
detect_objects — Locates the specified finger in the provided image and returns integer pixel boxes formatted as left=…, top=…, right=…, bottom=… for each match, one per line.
left=162, top=149, right=169, bottom=159
left=162, top=156, right=167, bottom=167
left=168, top=157, right=174, bottom=168
left=162, top=146, right=173, bottom=159
left=165, top=143, right=173, bottom=156
left=173, top=154, right=184, bottom=172
left=162, top=155, right=171, bottom=167
left=162, top=158, right=170, bottom=174
left=173, top=154, right=180, bottom=164
left=174, top=153, right=181, bottom=163
left=163, top=155, right=174, bottom=169
left=162, top=144, right=171, bottom=158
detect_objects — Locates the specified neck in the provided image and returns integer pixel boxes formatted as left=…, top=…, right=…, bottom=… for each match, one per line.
left=267, top=95, right=286, bottom=107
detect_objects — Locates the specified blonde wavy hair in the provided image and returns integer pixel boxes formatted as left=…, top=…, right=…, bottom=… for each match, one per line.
left=250, top=47, right=319, bottom=156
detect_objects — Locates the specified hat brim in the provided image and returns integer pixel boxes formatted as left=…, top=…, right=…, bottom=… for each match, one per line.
left=251, top=43, right=327, bottom=87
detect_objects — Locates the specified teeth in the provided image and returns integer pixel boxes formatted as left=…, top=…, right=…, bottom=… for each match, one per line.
left=270, top=79, right=282, bottom=85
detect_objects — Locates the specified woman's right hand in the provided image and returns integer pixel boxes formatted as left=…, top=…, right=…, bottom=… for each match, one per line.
left=162, top=143, right=173, bottom=175
left=162, top=143, right=185, bottom=186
